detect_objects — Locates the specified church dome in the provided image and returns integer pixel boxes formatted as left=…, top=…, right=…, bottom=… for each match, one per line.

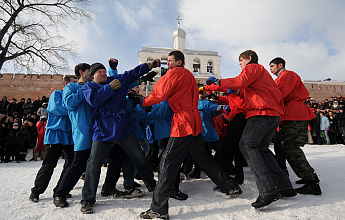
left=172, top=27, right=186, bottom=39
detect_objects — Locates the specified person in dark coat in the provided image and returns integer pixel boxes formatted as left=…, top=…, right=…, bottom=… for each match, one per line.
left=4, top=123, right=23, bottom=162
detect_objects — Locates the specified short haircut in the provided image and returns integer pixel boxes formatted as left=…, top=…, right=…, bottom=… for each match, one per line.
left=74, top=63, right=90, bottom=78
left=270, top=57, right=286, bottom=68
left=63, top=75, right=77, bottom=84
left=239, top=50, right=258, bottom=63
left=168, top=50, right=185, bottom=66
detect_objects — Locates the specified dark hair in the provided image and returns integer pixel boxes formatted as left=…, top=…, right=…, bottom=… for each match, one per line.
left=168, top=50, right=185, bottom=66
left=270, top=57, right=286, bottom=68
left=74, top=63, right=90, bottom=78
left=63, top=76, right=77, bottom=84
left=239, top=50, right=258, bottom=64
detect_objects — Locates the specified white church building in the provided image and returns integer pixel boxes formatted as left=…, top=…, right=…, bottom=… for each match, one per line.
left=138, top=21, right=221, bottom=84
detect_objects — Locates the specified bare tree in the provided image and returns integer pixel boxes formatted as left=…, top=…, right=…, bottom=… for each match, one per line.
left=0, top=0, right=91, bottom=74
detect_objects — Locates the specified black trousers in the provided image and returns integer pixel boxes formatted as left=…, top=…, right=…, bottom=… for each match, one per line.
left=221, top=114, right=247, bottom=181
left=151, top=134, right=236, bottom=214
left=31, top=144, right=74, bottom=195
left=54, top=149, right=91, bottom=197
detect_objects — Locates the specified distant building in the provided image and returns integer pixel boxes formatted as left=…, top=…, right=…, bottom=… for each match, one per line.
left=137, top=18, right=221, bottom=95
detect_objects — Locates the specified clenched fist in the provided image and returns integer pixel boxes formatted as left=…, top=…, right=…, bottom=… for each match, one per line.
left=109, top=79, right=121, bottom=91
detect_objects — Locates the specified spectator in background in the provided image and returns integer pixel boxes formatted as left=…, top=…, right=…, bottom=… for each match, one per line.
left=32, top=97, right=42, bottom=113
left=0, top=96, right=9, bottom=115
left=7, top=98, right=19, bottom=117
left=37, top=102, right=48, bottom=118
left=320, top=111, right=330, bottom=145
left=21, top=118, right=37, bottom=161
left=17, top=98, right=26, bottom=118
left=336, top=107, right=345, bottom=144
left=4, top=123, right=23, bottom=163
left=23, top=98, right=33, bottom=119
left=327, top=111, right=338, bottom=144
left=34, top=116, right=47, bottom=161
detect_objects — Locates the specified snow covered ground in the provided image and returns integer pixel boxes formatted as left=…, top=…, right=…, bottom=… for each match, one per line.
left=1, top=144, right=344, bottom=220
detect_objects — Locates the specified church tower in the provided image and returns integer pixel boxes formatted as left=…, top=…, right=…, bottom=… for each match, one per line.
left=172, top=16, right=186, bottom=50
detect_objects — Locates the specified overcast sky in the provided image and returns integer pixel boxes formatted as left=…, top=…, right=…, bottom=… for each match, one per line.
left=60, top=0, right=345, bottom=81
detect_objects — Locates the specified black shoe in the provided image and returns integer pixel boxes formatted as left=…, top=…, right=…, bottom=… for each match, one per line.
left=81, top=203, right=94, bottom=214
left=123, top=188, right=146, bottom=199
left=29, top=193, right=39, bottom=203
left=296, top=173, right=320, bottom=184
left=296, top=182, right=322, bottom=195
left=251, top=193, right=282, bottom=209
left=124, top=181, right=141, bottom=190
left=16, top=160, right=21, bottom=163
left=53, top=196, right=68, bottom=208
left=279, top=188, right=297, bottom=198
left=101, top=186, right=125, bottom=197
left=213, top=184, right=242, bottom=197
left=140, top=209, right=169, bottom=219
left=169, top=190, right=188, bottom=201
left=226, top=185, right=242, bottom=196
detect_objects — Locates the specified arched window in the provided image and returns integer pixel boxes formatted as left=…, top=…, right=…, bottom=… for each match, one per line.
left=207, top=60, right=213, bottom=74
left=193, top=57, right=200, bottom=74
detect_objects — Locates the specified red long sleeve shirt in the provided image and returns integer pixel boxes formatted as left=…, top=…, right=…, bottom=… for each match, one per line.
left=142, top=67, right=203, bottom=137
left=219, top=63, right=285, bottom=119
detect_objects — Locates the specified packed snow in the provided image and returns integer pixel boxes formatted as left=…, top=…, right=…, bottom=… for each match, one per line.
left=1, top=144, right=344, bottom=220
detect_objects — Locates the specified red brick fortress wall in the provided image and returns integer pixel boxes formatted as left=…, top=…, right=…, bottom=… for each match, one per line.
left=0, top=73, right=65, bottom=100
left=304, top=82, right=345, bottom=102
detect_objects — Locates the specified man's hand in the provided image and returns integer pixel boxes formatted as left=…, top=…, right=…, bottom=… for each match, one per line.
left=109, top=58, right=118, bottom=70
left=109, top=79, right=121, bottom=91
left=147, top=59, right=161, bottom=70
left=139, top=71, right=157, bottom=84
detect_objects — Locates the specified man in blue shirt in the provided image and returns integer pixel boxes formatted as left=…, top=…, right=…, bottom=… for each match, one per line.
left=80, top=61, right=159, bottom=214
left=29, top=76, right=77, bottom=203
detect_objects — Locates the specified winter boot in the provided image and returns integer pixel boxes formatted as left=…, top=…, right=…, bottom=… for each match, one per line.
left=251, top=193, right=282, bottom=209
left=296, top=182, right=322, bottom=195
left=81, top=203, right=94, bottom=214
left=33, top=153, right=38, bottom=161
left=140, top=209, right=169, bottom=219
left=29, top=192, right=39, bottom=203
left=296, top=173, right=320, bottom=184
left=169, top=190, right=188, bottom=201
left=53, top=196, right=68, bottom=208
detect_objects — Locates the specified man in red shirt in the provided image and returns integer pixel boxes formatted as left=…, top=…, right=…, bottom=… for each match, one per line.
left=139, top=50, right=241, bottom=219
left=269, top=57, right=321, bottom=195
left=207, top=50, right=295, bottom=209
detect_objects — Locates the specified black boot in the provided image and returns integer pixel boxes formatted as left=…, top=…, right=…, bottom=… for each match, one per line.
left=169, top=190, right=188, bottom=201
left=251, top=193, right=282, bottom=209
left=29, top=192, right=39, bottom=203
left=296, top=173, right=320, bottom=184
left=53, top=196, right=68, bottom=208
left=296, top=182, right=322, bottom=195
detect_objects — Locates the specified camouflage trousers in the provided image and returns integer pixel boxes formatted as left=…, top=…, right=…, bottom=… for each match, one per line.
left=280, top=120, right=317, bottom=181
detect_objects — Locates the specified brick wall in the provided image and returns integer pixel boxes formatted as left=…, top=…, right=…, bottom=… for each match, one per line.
left=0, top=73, right=67, bottom=100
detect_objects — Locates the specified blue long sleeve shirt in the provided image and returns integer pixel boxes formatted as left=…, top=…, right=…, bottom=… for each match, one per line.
left=44, top=90, right=73, bottom=145
left=198, top=99, right=220, bottom=142
left=63, top=82, right=93, bottom=151
left=82, top=63, right=149, bottom=141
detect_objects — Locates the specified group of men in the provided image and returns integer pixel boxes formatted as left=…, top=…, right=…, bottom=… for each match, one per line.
left=28, top=50, right=321, bottom=220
